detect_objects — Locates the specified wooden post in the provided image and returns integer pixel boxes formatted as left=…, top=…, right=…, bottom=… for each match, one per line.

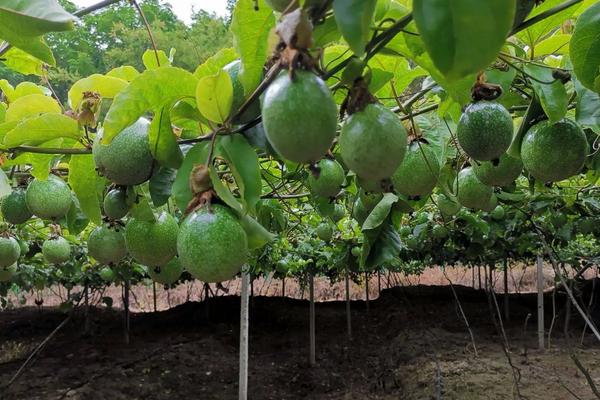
left=365, top=271, right=370, bottom=313
left=239, top=267, right=250, bottom=400
left=281, top=277, right=285, bottom=298
left=504, top=259, right=509, bottom=322
left=478, top=265, right=482, bottom=289
left=84, top=282, right=90, bottom=335
left=152, top=281, right=157, bottom=312
left=345, top=266, right=352, bottom=339
left=309, top=274, right=316, bottom=366
left=483, top=265, right=488, bottom=291
left=204, top=283, right=210, bottom=321
left=377, top=271, right=381, bottom=296
left=537, top=255, right=544, bottom=350
left=123, top=280, right=130, bottom=345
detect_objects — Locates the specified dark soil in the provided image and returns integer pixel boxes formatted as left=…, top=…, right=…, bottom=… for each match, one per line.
left=1, top=283, right=600, bottom=400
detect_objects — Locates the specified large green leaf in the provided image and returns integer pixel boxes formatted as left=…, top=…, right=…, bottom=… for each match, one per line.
left=209, top=163, right=243, bottom=213
left=362, top=193, right=398, bottom=231
left=102, top=67, right=198, bottom=144
left=68, top=74, right=128, bottom=110
left=3, top=113, right=80, bottom=147
left=230, top=0, right=275, bottom=96
left=68, top=152, right=102, bottom=225
left=240, top=215, right=276, bottom=250
left=172, top=142, right=209, bottom=212
left=1, top=47, right=45, bottom=76
left=0, top=169, right=11, bottom=199
left=518, top=0, right=580, bottom=47
left=148, top=102, right=183, bottom=169
left=195, top=70, right=233, bottom=124
left=360, top=218, right=402, bottom=269
left=66, top=197, right=89, bottom=235
left=149, top=167, right=176, bottom=207
left=0, top=0, right=75, bottom=64
left=570, top=2, right=600, bottom=93
left=524, top=64, right=568, bottom=123
left=193, top=47, right=238, bottom=80
left=333, top=0, right=377, bottom=57
left=5, top=94, right=60, bottom=122
left=106, top=66, right=140, bottom=82
left=142, top=49, right=172, bottom=70
left=217, top=134, right=262, bottom=213
left=129, top=187, right=156, bottom=222
left=12, top=82, right=47, bottom=100
left=574, top=76, right=600, bottom=132
left=412, top=0, right=515, bottom=81
left=0, top=103, right=6, bottom=124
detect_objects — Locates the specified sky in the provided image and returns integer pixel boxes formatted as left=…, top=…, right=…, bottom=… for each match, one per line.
left=72, top=0, right=229, bottom=24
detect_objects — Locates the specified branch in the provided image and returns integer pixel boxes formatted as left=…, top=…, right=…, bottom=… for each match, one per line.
left=4, top=146, right=92, bottom=155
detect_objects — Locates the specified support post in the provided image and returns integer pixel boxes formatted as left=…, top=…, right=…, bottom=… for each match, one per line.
left=537, top=255, right=545, bottom=350
left=365, top=271, right=370, bottom=313
left=345, top=266, right=352, bottom=339
left=239, top=267, right=250, bottom=400
left=309, top=273, right=316, bottom=366
left=504, top=259, right=509, bottom=322
left=153, top=281, right=157, bottom=312
left=123, top=280, right=130, bottom=345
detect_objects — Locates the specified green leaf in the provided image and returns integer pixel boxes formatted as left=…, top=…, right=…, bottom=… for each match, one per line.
left=149, top=167, right=176, bottom=207
left=518, top=0, right=580, bottom=47
left=12, top=82, right=47, bottom=100
left=173, top=142, right=209, bottom=212
left=142, top=49, right=172, bottom=70
left=0, top=0, right=75, bottom=64
left=209, top=163, right=243, bottom=213
left=148, top=103, right=183, bottom=169
left=360, top=218, right=402, bottom=269
left=195, top=70, right=233, bottom=124
left=217, top=134, right=261, bottom=213
left=1, top=47, right=45, bottom=76
left=106, top=66, right=140, bottom=82
left=129, top=187, right=156, bottom=222
left=333, top=0, right=377, bottom=57
left=5, top=94, right=60, bottom=122
left=3, top=113, right=80, bottom=147
left=524, top=64, right=568, bottom=123
left=0, top=80, right=15, bottom=102
left=534, top=33, right=571, bottom=57
left=239, top=215, right=276, bottom=250
left=103, top=67, right=198, bottom=144
left=313, top=15, right=341, bottom=48
left=193, top=48, right=238, bottom=80
left=66, top=197, right=89, bottom=235
left=412, top=0, right=515, bottom=81
left=0, top=169, right=11, bottom=199
left=574, top=76, right=600, bottom=132
left=570, top=2, right=600, bottom=93
left=0, top=103, right=5, bottom=124
left=362, top=193, right=398, bottom=231
left=231, top=0, right=275, bottom=96
left=68, top=152, right=102, bottom=225
left=68, top=74, right=128, bottom=110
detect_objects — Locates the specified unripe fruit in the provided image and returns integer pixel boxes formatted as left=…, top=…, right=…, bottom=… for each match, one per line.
left=392, top=141, right=440, bottom=197
left=25, top=175, right=72, bottom=220
left=88, top=226, right=127, bottom=265
left=103, top=188, right=130, bottom=220
left=0, top=237, right=20, bottom=267
left=42, top=237, right=71, bottom=264
left=316, top=223, right=333, bottom=241
left=1, top=190, right=32, bottom=224
left=308, top=159, right=345, bottom=198
left=0, top=264, right=17, bottom=282
left=125, top=212, right=178, bottom=267
left=148, top=257, right=183, bottom=285
left=456, top=167, right=494, bottom=210
left=473, top=153, right=523, bottom=186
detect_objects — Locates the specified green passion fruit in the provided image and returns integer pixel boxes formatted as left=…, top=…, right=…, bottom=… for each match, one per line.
left=99, top=266, right=115, bottom=282
left=177, top=205, right=248, bottom=283
left=457, top=101, right=513, bottom=161
left=262, top=71, right=337, bottom=163
left=391, top=141, right=440, bottom=197
left=331, top=204, right=345, bottom=222
left=473, top=153, right=523, bottom=186
left=308, top=159, right=345, bottom=198
left=0, top=264, right=17, bottom=282
left=244, top=123, right=276, bottom=155
left=339, top=103, right=407, bottom=181
left=0, top=237, right=20, bottom=268
left=125, top=212, right=178, bottom=267
left=148, top=257, right=183, bottom=285
left=456, top=167, right=494, bottom=210
left=103, top=188, right=131, bottom=220
left=490, top=205, right=506, bottom=221
left=521, top=118, right=588, bottom=182
left=224, top=60, right=261, bottom=125
left=88, top=226, right=127, bottom=265
left=42, top=237, right=71, bottom=264
left=93, top=118, right=155, bottom=186
left=432, top=224, right=448, bottom=239
left=1, top=190, right=32, bottom=224
left=316, top=223, right=333, bottom=241
left=25, top=175, right=72, bottom=220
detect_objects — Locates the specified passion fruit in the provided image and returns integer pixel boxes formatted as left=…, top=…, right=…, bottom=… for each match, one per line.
left=25, top=175, right=72, bottom=220
left=456, top=167, right=494, bottom=210
left=521, top=118, right=588, bottom=182
left=177, top=205, right=248, bottom=283
left=339, top=103, right=407, bottom=181
left=473, top=153, right=523, bottom=186
left=457, top=101, right=513, bottom=161
left=88, top=226, right=127, bottom=265
left=42, top=237, right=71, bottom=264
left=392, top=141, right=440, bottom=197
left=1, top=190, right=32, bottom=224
left=0, top=237, right=20, bottom=267
left=148, top=257, right=183, bottom=285
left=125, top=212, right=178, bottom=267
left=103, top=188, right=131, bottom=220
left=93, top=118, right=155, bottom=186
left=308, top=159, right=345, bottom=198
left=316, top=223, right=333, bottom=241
left=0, top=264, right=17, bottom=282
left=262, top=71, right=337, bottom=163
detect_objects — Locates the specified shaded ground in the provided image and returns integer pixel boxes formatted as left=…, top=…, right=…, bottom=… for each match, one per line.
left=1, top=284, right=600, bottom=399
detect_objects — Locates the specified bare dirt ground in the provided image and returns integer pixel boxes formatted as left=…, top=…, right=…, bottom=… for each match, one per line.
left=1, top=281, right=600, bottom=400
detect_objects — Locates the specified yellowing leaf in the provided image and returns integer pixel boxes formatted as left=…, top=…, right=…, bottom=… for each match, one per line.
left=193, top=47, right=238, bottom=80
left=5, top=94, right=60, bottom=122
left=1, top=47, right=46, bottom=76
left=3, top=114, right=80, bottom=147
left=68, top=74, right=129, bottom=109
left=106, top=66, right=140, bottom=82
left=142, top=49, right=172, bottom=70
left=195, top=70, right=233, bottom=124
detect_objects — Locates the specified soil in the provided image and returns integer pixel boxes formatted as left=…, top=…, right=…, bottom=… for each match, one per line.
left=1, top=283, right=600, bottom=400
